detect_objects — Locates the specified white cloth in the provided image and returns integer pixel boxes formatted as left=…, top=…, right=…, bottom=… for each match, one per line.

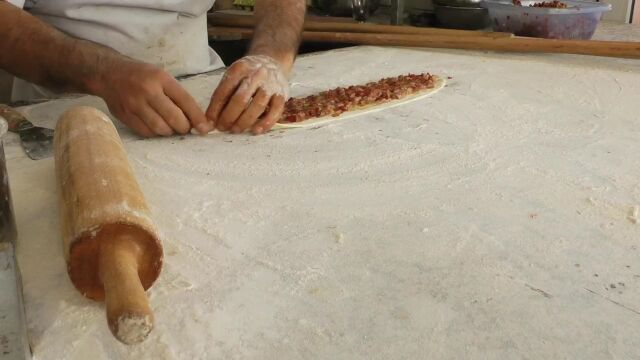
left=12, top=0, right=224, bottom=101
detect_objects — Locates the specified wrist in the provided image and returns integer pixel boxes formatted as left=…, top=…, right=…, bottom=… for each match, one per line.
left=247, top=49, right=295, bottom=74
left=83, top=58, right=122, bottom=98
left=83, top=71, right=106, bottom=98
left=76, top=43, right=132, bottom=98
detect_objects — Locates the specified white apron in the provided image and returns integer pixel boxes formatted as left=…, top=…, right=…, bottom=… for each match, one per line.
left=11, top=0, right=224, bottom=101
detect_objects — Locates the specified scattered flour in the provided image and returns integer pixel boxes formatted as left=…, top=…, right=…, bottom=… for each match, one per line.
left=7, top=42, right=640, bottom=359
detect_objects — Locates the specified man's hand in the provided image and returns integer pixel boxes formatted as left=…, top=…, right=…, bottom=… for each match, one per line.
left=91, top=60, right=208, bottom=137
left=204, top=0, right=305, bottom=135
left=0, top=1, right=208, bottom=138
left=205, top=55, right=289, bottom=135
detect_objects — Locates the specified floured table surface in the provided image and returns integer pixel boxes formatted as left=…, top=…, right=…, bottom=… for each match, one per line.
left=6, top=25, right=640, bottom=359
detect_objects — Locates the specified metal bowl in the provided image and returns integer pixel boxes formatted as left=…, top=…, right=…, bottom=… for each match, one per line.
left=311, top=0, right=380, bottom=17
left=435, top=5, right=489, bottom=30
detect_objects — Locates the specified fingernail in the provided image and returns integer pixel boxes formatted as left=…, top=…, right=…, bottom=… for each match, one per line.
left=195, top=124, right=210, bottom=134
left=254, top=126, right=263, bottom=135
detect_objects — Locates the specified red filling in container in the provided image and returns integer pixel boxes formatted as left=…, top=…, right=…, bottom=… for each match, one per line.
left=481, top=0, right=611, bottom=39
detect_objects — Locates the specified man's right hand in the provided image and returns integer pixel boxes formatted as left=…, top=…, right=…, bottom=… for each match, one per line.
left=89, top=60, right=209, bottom=138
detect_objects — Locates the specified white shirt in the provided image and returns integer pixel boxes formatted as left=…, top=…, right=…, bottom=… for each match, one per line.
left=9, top=0, right=224, bottom=101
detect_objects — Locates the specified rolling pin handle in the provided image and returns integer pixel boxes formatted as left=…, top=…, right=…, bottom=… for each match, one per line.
left=99, top=234, right=154, bottom=345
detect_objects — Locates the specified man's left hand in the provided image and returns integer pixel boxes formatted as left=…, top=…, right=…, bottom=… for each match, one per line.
left=205, top=55, right=289, bottom=135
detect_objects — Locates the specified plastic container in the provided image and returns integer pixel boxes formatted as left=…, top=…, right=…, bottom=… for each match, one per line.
left=480, top=0, right=611, bottom=39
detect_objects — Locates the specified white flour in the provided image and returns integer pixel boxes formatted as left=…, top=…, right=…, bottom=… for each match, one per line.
left=6, top=39, right=640, bottom=359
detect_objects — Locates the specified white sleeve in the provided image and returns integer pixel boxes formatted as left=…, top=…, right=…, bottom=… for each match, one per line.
left=6, top=0, right=25, bottom=8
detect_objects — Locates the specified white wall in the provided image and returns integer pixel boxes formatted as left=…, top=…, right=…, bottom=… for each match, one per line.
left=603, top=0, right=632, bottom=22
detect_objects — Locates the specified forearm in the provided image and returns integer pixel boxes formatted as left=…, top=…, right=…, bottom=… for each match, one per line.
left=248, top=0, right=305, bottom=73
left=0, top=1, right=129, bottom=95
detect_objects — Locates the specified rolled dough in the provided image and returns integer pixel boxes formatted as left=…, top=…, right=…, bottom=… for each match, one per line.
left=273, top=76, right=446, bottom=129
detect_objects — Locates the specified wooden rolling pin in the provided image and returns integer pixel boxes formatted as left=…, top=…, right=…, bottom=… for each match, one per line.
left=54, top=107, right=163, bottom=345
left=208, top=12, right=512, bottom=39
left=208, top=27, right=640, bottom=60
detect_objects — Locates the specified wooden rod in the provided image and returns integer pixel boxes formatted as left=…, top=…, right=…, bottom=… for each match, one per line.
left=100, top=234, right=154, bottom=345
left=208, top=26, right=640, bottom=60
left=208, top=12, right=513, bottom=39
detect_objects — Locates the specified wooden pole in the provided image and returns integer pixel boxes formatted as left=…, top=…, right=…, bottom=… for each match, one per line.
left=208, top=26, right=640, bottom=60
left=208, top=12, right=513, bottom=39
